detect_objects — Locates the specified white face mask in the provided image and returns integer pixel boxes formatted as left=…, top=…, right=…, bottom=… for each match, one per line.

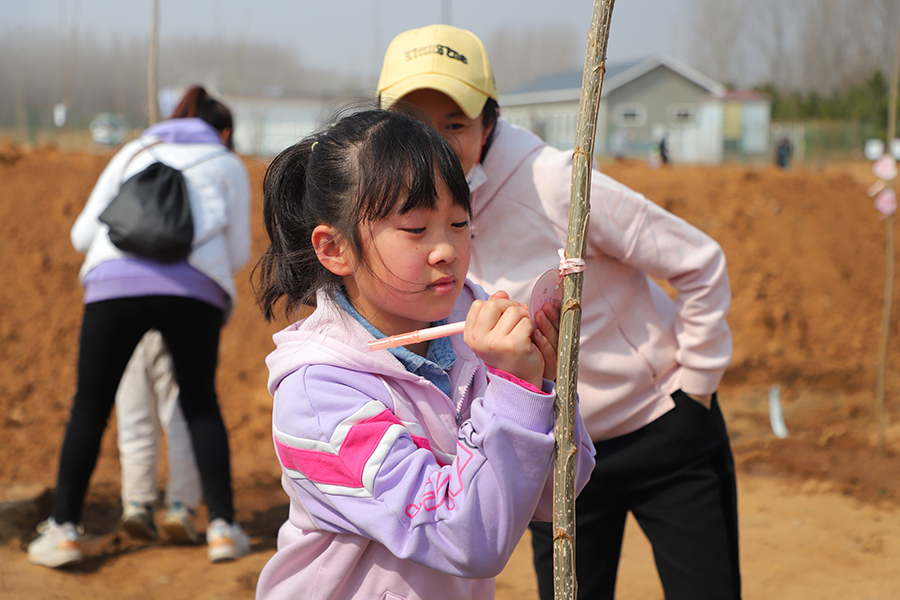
left=466, top=162, right=488, bottom=193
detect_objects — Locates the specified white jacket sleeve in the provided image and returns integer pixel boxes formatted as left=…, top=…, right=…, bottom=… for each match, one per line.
left=70, top=141, right=144, bottom=252
left=220, top=154, right=252, bottom=273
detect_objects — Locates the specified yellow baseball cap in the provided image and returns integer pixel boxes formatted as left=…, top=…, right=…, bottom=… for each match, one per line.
left=377, top=24, right=498, bottom=119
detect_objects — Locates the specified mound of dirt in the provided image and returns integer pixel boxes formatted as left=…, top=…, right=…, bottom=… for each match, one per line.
left=1, top=146, right=898, bottom=599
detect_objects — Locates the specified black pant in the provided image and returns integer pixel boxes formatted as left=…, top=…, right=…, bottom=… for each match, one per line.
left=529, top=391, right=741, bottom=600
left=52, top=296, right=235, bottom=525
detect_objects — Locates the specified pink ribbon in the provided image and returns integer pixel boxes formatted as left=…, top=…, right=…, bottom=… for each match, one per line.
left=557, top=248, right=586, bottom=285
left=873, top=155, right=897, bottom=182
left=874, top=189, right=897, bottom=218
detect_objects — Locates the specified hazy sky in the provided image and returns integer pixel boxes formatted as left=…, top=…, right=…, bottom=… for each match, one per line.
left=2, top=0, right=690, bottom=78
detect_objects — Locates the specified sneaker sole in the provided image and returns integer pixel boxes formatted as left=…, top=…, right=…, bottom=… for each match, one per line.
left=207, top=540, right=249, bottom=563
left=162, top=519, right=199, bottom=544
left=28, top=547, right=83, bottom=569
left=121, top=517, right=159, bottom=541
left=208, top=545, right=240, bottom=562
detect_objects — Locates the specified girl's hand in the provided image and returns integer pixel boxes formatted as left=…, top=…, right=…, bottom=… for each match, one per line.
left=464, top=291, right=544, bottom=389
left=532, top=299, right=561, bottom=381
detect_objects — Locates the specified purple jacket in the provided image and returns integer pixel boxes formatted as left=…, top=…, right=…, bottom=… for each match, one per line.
left=256, top=281, right=595, bottom=600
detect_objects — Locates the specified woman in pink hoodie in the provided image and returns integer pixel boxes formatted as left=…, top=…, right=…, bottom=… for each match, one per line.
left=377, top=25, right=740, bottom=600
left=253, top=108, right=594, bottom=600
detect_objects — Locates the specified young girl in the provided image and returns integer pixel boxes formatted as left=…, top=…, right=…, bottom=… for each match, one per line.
left=253, top=109, right=595, bottom=600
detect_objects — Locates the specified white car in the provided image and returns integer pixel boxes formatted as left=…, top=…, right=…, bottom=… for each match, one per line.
left=89, top=113, right=127, bottom=146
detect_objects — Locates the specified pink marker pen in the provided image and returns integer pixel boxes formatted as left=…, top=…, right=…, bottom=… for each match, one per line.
left=367, top=321, right=466, bottom=351
left=367, top=265, right=568, bottom=352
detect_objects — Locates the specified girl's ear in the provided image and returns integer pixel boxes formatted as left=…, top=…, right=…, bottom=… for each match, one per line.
left=312, top=225, right=353, bottom=276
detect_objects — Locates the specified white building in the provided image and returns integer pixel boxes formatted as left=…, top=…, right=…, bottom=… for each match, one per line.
left=499, top=54, right=770, bottom=165
left=225, top=95, right=346, bottom=157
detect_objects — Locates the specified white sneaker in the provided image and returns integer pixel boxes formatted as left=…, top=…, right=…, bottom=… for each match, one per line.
left=162, top=502, right=199, bottom=544
left=27, top=519, right=83, bottom=568
left=120, top=501, right=159, bottom=541
left=206, top=518, right=250, bottom=563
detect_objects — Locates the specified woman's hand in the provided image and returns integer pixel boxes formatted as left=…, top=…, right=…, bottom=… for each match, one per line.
left=464, top=291, right=544, bottom=389
left=532, top=299, right=561, bottom=381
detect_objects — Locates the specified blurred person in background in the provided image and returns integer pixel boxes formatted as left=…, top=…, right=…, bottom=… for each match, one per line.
left=776, top=136, right=793, bottom=169
left=116, top=329, right=202, bottom=545
left=28, top=85, right=252, bottom=568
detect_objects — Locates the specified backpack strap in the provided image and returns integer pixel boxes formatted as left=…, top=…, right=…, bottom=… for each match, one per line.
left=180, top=147, right=230, bottom=170
left=118, top=140, right=164, bottom=184
left=144, top=145, right=229, bottom=172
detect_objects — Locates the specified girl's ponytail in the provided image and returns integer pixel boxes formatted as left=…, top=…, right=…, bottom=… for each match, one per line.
left=254, top=139, right=321, bottom=321
left=170, top=85, right=235, bottom=149
left=169, top=86, right=207, bottom=120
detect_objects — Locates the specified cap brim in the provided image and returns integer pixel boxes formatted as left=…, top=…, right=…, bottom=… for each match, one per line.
left=379, top=73, right=489, bottom=120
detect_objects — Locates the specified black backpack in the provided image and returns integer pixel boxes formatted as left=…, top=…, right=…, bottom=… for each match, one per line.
left=99, top=143, right=223, bottom=262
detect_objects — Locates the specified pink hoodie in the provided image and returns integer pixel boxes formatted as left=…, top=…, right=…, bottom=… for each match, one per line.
left=468, top=120, right=732, bottom=440
left=256, top=281, right=595, bottom=600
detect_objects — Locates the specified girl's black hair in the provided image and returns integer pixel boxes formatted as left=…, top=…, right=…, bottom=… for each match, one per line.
left=170, top=86, right=235, bottom=150
left=254, top=107, right=471, bottom=322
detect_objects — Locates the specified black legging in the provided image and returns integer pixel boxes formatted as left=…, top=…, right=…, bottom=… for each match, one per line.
left=52, top=295, right=235, bottom=525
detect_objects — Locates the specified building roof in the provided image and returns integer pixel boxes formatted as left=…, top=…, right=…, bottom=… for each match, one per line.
left=500, top=53, right=727, bottom=106
left=506, top=58, right=643, bottom=95
left=719, top=90, right=770, bottom=102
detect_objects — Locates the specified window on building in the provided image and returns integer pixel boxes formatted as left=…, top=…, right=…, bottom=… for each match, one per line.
left=613, top=104, right=646, bottom=127
left=668, top=104, right=697, bottom=125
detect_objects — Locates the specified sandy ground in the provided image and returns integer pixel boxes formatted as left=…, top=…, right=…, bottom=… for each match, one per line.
left=1, top=142, right=898, bottom=599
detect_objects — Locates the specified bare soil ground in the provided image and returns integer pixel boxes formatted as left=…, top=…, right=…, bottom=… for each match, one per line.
left=1, top=142, right=898, bottom=599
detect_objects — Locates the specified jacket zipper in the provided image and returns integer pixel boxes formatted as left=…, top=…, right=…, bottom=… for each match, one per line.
left=453, top=361, right=479, bottom=426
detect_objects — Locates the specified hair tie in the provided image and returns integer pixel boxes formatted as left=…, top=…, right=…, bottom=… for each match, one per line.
left=311, top=141, right=318, bottom=151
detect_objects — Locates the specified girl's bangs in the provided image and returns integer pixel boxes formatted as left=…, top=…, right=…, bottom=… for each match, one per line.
left=356, top=120, right=470, bottom=222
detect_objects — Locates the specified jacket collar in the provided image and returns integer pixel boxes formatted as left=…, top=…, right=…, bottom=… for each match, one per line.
left=472, top=119, right=546, bottom=218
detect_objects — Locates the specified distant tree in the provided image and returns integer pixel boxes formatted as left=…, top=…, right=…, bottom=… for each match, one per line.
left=689, top=0, right=899, bottom=95
left=759, top=69, right=897, bottom=139
left=486, top=23, right=582, bottom=92
left=148, top=0, right=160, bottom=125
left=0, top=28, right=342, bottom=131
left=686, top=0, right=749, bottom=85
